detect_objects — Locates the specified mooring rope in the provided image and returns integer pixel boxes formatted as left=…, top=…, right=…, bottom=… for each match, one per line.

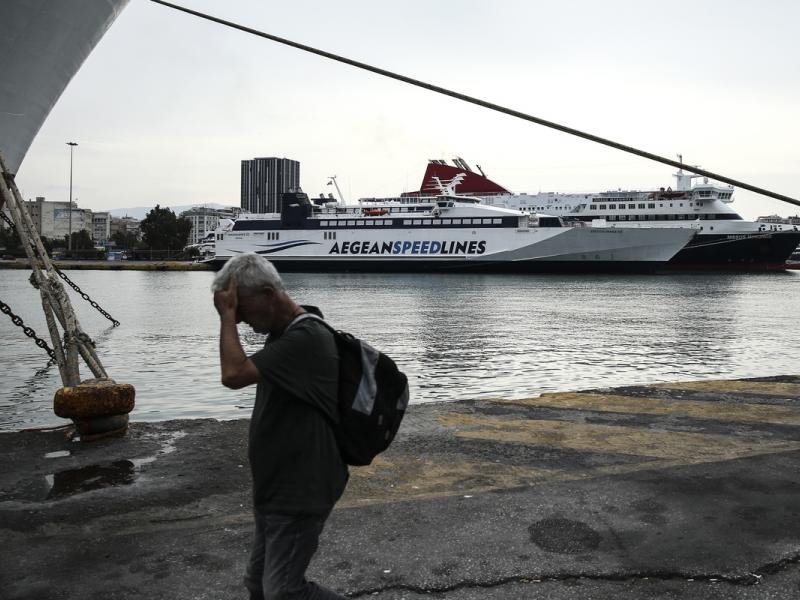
left=150, top=0, right=799, bottom=208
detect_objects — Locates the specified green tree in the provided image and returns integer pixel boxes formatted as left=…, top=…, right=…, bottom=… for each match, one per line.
left=140, top=205, right=192, bottom=251
left=64, top=230, right=94, bottom=250
left=111, top=229, right=139, bottom=250
left=49, top=234, right=66, bottom=248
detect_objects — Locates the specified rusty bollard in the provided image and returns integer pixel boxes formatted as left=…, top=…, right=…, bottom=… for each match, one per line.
left=54, top=378, right=135, bottom=440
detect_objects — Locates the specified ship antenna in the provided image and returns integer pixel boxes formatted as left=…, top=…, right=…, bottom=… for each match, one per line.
left=327, top=175, right=346, bottom=206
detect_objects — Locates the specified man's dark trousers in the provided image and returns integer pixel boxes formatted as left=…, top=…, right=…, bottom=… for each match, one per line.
left=245, top=511, right=346, bottom=600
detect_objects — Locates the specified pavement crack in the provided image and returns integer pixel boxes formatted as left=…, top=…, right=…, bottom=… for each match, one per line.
left=753, top=549, right=800, bottom=577
left=346, top=549, right=800, bottom=596
left=343, top=561, right=797, bottom=597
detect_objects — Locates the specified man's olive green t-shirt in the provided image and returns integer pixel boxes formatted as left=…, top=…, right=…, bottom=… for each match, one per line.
left=248, top=318, right=348, bottom=515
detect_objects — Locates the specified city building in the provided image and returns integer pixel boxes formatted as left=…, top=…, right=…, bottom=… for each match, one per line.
left=180, top=206, right=221, bottom=245
left=92, top=212, right=111, bottom=244
left=109, top=215, right=141, bottom=240
left=179, top=205, right=244, bottom=245
left=240, top=157, right=300, bottom=213
left=24, top=196, right=91, bottom=240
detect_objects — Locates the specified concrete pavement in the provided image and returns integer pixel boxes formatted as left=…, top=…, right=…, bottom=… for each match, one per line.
left=2, top=375, right=799, bottom=599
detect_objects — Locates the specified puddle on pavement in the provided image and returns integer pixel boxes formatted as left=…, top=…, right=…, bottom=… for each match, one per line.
left=45, top=460, right=136, bottom=500
left=44, top=431, right=188, bottom=500
left=0, top=431, right=188, bottom=503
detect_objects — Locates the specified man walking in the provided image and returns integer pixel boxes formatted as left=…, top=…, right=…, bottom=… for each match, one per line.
left=212, top=253, right=348, bottom=600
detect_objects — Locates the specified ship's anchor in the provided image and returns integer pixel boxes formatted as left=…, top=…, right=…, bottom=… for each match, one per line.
left=0, top=152, right=135, bottom=440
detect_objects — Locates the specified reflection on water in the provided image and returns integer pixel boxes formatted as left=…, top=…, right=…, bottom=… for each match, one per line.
left=1, top=270, right=799, bottom=431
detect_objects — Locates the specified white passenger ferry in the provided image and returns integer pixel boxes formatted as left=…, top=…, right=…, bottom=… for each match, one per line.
left=208, top=181, right=696, bottom=273
left=407, top=159, right=800, bottom=270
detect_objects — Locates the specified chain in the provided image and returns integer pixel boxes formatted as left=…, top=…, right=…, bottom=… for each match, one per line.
left=54, top=269, right=120, bottom=327
left=0, top=210, right=14, bottom=229
left=3, top=204, right=120, bottom=326
left=0, top=298, right=57, bottom=360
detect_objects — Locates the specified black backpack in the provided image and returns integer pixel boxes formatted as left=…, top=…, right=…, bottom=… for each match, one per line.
left=290, top=311, right=409, bottom=466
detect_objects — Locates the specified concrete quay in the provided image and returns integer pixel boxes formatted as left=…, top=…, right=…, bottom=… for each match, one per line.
left=2, top=375, right=800, bottom=599
left=0, top=259, right=210, bottom=271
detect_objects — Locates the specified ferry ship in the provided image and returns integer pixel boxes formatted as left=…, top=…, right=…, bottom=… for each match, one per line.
left=404, top=158, right=800, bottom=271
left=208, top=181, right=696, bottom=273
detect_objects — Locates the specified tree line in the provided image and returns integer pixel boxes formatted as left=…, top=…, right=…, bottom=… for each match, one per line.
left=0, top=205, right=194, bottom=259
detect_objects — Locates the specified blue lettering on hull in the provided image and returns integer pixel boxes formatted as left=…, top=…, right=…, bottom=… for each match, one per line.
left=329, top=240, right=487, bottom=255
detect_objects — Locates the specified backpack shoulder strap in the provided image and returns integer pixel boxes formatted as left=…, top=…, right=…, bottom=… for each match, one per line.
left=282, top=312, right=341, bottom=427
left=287, top=312, right=338, bottom=336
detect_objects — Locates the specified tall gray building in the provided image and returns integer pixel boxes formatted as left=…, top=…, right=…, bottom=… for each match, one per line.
left=240, top=157, right=300, bottom=213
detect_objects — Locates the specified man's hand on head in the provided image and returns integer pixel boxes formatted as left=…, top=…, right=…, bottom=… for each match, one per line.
left=214, top=277, right=238, bottom=320
left=215, top=276, right=261, bottom=388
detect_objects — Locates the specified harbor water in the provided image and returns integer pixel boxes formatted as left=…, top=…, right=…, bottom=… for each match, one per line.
left=1, top=269, right=799, bottom=432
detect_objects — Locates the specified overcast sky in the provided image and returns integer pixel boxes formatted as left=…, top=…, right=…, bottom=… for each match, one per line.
left=14, top=0, right=800, bottom=220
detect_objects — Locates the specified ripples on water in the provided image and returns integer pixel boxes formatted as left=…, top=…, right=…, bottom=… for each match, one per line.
left=1, top=270, right=798, bottom=431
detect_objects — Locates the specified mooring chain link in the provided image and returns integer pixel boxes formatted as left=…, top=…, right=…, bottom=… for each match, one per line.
left=0, top=298, right=57, bottom=360
left=54, top=269, right=121, bottom=327
left=3, top=209, right=120, bottom=327
left=0, top=210, right=14, bottom=229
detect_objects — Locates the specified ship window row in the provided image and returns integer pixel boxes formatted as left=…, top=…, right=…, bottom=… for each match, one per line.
left=349, top=204, right=434, bottom=212
left=318, top=218, right=505, bottom=227
left=320, top=219, right=393, bottom=227
left=402, top=218, right=503, bottom=226
left=599, top=203, right=657, bottom=209
left=590, top=202, right=696, bottom=210
left=518, top=206, right=573, bottom=211
left=577, top=213, right=742, bottom=221
left=594, top=196, right=720, bottom=204
left=694, top=190, right=729, bottom=198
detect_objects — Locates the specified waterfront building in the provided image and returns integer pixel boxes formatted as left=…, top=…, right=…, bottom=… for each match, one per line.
left=180, top=206, right=221, bottom=245
left=24, top=196, right=91, bottom=240
left=180, top=205, right=244, bottom=245
left=92, top=212, right=111, bottom=244
left=109, top=215, right=141, bottom=240
left=240, top=157, right=300, bottom=213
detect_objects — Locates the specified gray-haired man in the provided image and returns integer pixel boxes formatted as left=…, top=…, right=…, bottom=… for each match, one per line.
left=212, top=253, right=348, bottom=600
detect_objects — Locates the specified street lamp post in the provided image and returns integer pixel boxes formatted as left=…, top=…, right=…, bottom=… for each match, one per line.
left=66, top=142, right=78, bottom=252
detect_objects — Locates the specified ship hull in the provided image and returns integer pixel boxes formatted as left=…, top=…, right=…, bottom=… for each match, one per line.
left=0, top=0, right=129, bottom=173
left=209, top=222, right=695, bottom=274
left=664, top=231, right=800, bottom=271
left=205, top=256, right=670, bottom=274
